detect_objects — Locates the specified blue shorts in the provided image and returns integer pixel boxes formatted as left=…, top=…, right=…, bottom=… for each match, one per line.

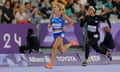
left=53, top=32, right=65, bottom=40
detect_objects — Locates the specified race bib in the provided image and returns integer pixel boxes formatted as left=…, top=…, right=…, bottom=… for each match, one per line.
left=88, top=25, right=97, bottom=32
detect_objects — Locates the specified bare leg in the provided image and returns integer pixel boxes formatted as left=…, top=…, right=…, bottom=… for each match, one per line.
left=49, top=37, right=78, bottom=65
left=50, top=36, right=63, bottom=65
left=59, top=41, right=71, bottom=54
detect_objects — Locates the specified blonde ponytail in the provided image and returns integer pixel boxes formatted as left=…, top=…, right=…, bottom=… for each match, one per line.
left=52, top=2, right=66, bottom=13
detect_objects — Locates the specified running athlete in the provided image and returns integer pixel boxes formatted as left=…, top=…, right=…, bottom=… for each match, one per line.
left=80, top=6, right=112, bottom=66
left=45, top=3, right=79, bottom=69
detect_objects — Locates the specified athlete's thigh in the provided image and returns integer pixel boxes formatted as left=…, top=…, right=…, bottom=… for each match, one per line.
left=53, top=36, right=63, bottom=48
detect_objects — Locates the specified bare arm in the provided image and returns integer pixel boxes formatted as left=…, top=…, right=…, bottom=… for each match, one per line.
left=3, top=13, right=10, bottom=21
left=62, top=12, right=74, bottom=31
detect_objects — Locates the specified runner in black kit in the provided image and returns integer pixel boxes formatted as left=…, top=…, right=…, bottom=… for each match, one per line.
left=80, top=6, right=112, bottom=66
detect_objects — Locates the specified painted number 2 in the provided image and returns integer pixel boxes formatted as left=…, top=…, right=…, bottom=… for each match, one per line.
left=3, top=33, right=22, bottom=48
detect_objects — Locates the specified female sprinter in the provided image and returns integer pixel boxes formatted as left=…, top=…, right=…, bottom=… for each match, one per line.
left=45, top=3, right=79, bottom=69
left=80, top=6, right=112, bottom=66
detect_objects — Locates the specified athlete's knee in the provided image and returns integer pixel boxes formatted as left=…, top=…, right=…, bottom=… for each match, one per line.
left=109, top=44, right=115, bottom=49
left=59, top=47, right=64, bottom=54
left=94, top=48, right=101, bottom=53
left=53, top=44, right=58, bottom=49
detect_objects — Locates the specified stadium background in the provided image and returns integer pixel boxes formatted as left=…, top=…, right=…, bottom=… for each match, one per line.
left=0, top=1, right=120, bottom=71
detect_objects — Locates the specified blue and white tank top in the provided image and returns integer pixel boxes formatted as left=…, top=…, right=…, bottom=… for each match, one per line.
left=51, top=13, right=65, bottom=33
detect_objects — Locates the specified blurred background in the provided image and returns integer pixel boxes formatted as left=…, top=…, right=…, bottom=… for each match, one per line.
left=0, top=0, right=120, bottom=54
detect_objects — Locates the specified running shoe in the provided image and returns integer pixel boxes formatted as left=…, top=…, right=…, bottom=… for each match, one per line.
left=70, top=39, right=79, bottom=46
left=107, top=53, right=112, bottom=61
left=45, top=63, right=53, bottom=69
left=82, top=61, right=88, bottom=67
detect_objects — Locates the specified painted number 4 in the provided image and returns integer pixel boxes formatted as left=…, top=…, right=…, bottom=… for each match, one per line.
left=3, top=33, right=22, bottom=48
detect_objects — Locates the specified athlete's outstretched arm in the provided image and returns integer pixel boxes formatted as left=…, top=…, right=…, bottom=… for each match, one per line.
left=98, top=15, right=112, bottom=28
left=105, top=17, right=111, bottom=28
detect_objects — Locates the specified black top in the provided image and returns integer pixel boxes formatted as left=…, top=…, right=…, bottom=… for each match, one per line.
left=80, top=15, right=111, bottom=28
left=1, top=7, right=14, bottom=23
